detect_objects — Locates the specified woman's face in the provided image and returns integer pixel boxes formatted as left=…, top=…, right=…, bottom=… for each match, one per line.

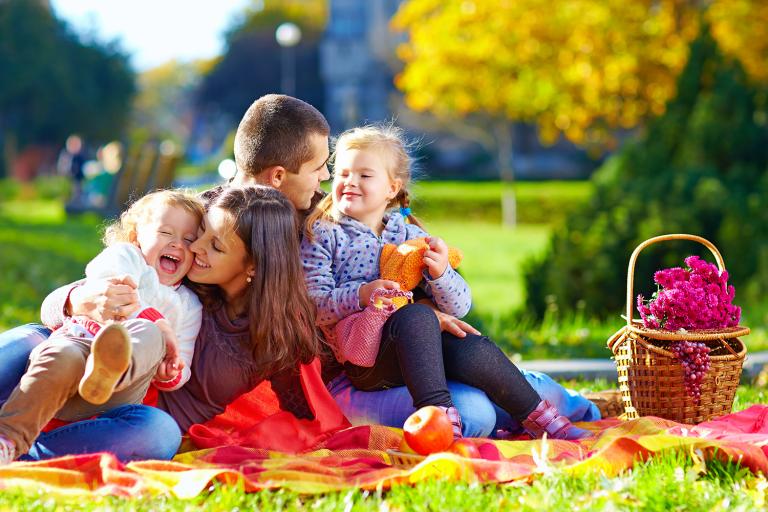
left=187, top=206, right=254, bottom=299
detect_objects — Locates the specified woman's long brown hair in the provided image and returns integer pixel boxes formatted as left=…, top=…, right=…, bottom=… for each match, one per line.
left=194, top=186, right=322, bottom=373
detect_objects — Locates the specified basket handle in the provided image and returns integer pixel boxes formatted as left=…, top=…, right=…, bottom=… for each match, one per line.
left=626, top=234, right=725, bottom=326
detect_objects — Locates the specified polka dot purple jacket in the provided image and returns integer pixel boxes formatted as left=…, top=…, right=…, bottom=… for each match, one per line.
left=300, top=213, right=472, bottom=328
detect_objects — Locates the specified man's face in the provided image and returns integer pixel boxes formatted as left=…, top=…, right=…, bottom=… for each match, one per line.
left=278, top=132, right=330, bottom=210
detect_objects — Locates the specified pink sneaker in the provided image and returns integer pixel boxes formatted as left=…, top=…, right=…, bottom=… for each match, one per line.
left=438, top=405, right=463, bottom=439
left=0, top=434, right=16, bottom=465
left=521, top=400, right=592, bottom=440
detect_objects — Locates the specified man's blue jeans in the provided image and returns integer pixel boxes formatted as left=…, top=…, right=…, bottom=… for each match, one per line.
left=0, top=324, right=181, bottom=461
left=328, top=368, right=600, bottom=438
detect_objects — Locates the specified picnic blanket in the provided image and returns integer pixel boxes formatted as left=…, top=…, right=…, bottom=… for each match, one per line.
left=2, top=401, right=767, bottom=497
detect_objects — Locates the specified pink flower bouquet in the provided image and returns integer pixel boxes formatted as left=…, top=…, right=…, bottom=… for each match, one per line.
left=636, top=255, right=741, bottom=331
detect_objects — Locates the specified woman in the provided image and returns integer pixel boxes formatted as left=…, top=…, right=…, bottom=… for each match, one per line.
left=0, top=186, right=322, bottom=462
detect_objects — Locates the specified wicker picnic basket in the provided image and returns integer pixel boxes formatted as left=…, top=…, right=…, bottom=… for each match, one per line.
left=607, top=234, right=749, bottom=424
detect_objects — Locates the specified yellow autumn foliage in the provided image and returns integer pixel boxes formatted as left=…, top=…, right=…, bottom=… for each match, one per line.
left=392, top=0, right=767, bottom=149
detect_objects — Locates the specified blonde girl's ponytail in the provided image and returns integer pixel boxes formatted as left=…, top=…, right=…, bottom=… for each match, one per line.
left=396, top=188, right=424, bottom=229
left=303, top=193, right=335, bottom=242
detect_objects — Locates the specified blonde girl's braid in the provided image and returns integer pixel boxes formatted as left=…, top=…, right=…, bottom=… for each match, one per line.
left=396, top=187, right=424, bottom=229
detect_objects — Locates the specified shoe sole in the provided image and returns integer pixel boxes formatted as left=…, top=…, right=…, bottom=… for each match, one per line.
left=78, top=323, right=132, bottom=405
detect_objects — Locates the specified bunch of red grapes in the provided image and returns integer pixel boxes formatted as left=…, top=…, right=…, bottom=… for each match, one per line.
left=669, top=341, right=711, bottom=404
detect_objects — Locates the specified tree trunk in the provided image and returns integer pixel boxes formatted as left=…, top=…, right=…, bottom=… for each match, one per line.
left=494, top=121, right=516, bottom=227
left=2, top=130, right=17, bottom=181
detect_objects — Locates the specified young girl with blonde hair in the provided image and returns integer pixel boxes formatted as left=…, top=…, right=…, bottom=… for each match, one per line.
left=0, top=189, right=204, bottom=463
left=302, top=125, right=590, bottom=440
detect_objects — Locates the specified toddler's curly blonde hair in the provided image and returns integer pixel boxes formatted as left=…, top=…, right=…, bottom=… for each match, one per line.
left=103, top=189, right=204, bottom=246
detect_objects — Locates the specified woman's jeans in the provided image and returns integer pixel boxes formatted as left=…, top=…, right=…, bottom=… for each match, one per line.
left=0, top=324, right=181, bottom=461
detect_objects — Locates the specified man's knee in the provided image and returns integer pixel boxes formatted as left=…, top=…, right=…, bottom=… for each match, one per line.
left=449, top=382, right=497, bottom=437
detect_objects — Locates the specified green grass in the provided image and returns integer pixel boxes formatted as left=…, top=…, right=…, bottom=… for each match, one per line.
left=0, top=200, right=105, bottom=329
left=411, top=180, right=593, bottom=224
left=427, top=220, right=551, bottom=314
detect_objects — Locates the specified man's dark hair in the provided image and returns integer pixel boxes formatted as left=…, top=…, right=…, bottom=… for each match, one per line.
left=234, top=94, right=330, bottom=177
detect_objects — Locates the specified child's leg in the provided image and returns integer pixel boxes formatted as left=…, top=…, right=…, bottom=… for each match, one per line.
left=343, top=304, right=464, bottom=436
left=441, top=333, right=541, bottom=420
left=0, top=335, right=91, bottom=456
left=60, top=318, right=165, bottom=421
left=441, top=333, right=591, bottom=440
left=345, top=303, right=453, bottom=409
left=78, top=323, right=132, bottom=405
left=0, top=323, right=51, bottom=404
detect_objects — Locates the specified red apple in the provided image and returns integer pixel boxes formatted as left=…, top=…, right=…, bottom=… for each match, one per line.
left=403, top=406, right=454, bottom=455
left=448, top=438, right=481, bottom=459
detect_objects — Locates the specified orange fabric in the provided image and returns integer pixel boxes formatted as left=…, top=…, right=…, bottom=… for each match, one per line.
left=186, top=357, right=351, bottom=452
left=5, top=407, right=768, bottom=498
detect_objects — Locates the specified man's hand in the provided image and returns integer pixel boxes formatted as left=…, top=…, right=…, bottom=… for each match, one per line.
left=417, top=298, right=480, bottom=338
left=423, top=236, right=450, bottom=279
left=359, top=279, right=400, bottom=307
left=67, top=275, right=139, bottom=322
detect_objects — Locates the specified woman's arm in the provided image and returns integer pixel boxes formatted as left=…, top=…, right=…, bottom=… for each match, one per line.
left=40, top=276, right=140, bottom=328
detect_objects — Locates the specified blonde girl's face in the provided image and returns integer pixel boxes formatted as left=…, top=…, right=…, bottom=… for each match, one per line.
left=133, top=204, right=200, bottom=286
left=332, top=146, right=401, bottom=230
left=187, top=206, right=254, bottom=300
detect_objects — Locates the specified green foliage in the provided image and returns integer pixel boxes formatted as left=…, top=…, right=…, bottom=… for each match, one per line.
left=524, top=29, right=768, bottom=320
left=0, top=0, right=135, bottom=175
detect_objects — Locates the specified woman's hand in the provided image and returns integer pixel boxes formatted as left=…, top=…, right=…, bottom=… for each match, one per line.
left=423, top=236, right=450, bottom=279
left=67, top=275, right=139, bottom=322
left=417, top=298, right=480, bottom=338
left=359, top=279, right=400, bottom=307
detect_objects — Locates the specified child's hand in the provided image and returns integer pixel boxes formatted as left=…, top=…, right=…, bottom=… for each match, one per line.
left=154, top=318, right=182, bottom=381
left=359, top=279, right=400, bottom=307
left=155, top=356, right=184, bottom=382
left=423, top=237, right=449, bottom=279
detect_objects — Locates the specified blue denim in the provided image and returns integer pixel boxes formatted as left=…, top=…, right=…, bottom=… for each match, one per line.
left=328, top=369, right=600, bottom=438
left=0, top=324, right=181, bottom=461
left=20, top=404, right=182, bottom=462
left=0, top=323, right=51, bottom=402
left=328, top=375, right=498, bottom=437
left=491, top=369, right=601, bottom=436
